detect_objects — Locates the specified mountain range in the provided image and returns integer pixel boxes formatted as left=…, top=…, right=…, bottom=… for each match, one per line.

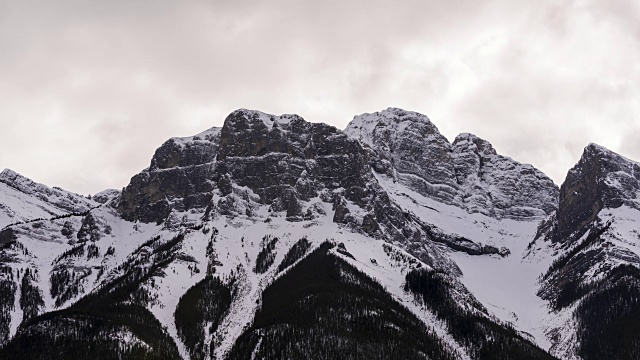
left=1, top=107, right=639, bottom=359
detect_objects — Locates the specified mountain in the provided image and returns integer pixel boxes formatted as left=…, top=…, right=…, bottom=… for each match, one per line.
left=526, top=143, right=640, bottom=360
left=0, top=108, right=637, bottom=359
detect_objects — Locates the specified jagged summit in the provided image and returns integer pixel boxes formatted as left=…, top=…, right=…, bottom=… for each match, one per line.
left=167, top=126, right=221, bottom=147
left=120, top=107, right=559, bottom=224
left=223, top=108, right=311, bottom=131
left=345, top=108, right=442, bottom=149
left=581, top=142, right=640, bottom=176
left=356, top=107, right=435, bottom=122
left=345, top=108, right=559, bottom=219
left=584, top=142, right=620, bottom=155
left=550, top=142, right=640, bottom=245
left=452, top=132, right=498, bottom=156
left=0, top=168, right=17, bottom=177
left=453, top=132, right=481, bottom=141
left=580, top=142, right=630, bottom=165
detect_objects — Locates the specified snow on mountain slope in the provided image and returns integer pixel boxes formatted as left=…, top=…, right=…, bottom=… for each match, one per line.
left=374, top=169, right=557, bottom=349
left=0, top=169, right=98, bottom=228
left=376, top=173, right=529, bottom=249
left=2, top=182, right=479, bottom=358
left=0, top=181, right=61, bottom=228
left=449, top=237, right=554, bottom=349
left=183, top=204, right=471, bottom=359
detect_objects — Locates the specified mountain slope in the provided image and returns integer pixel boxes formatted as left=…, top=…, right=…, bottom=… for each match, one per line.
left=0, top=169, right=98, bottom=228
left=344, top=108, right=562, bottom=350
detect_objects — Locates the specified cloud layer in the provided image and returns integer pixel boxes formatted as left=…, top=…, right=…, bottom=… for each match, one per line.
left=1, top=0, right=639, bottom=194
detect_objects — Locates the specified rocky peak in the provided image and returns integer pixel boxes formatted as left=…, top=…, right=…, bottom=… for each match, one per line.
left=150, top=127, right=220, bottom=170
left=344, top=109, right=559, bottom=220
left=345, top=108, right=459, bottom=204
left=452, top=133, right=558, bottom=219
left=553, top=143, right=640, bottom=244
left=218, top=109, right=284, bottom=160
left=453, top=133, right=498, bottom=157
left=118, top=127, right=221, bottom=223
left=218, top=109, right=345, bottom=161
left=116, top=109, right=450, bottom=261
left=215, top=109, right=371, bottom=210
left=344, top=107, right=444, bottom=148
left=119, top=109, right=372, bottom=224
left=92, top=189, right=120, bottom=206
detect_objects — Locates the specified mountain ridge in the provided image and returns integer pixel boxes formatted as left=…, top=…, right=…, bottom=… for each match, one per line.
left=0, top=108, right=638, bottom=359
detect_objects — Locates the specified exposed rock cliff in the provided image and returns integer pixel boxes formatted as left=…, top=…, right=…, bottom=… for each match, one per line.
left=344, top=108, right=559, bottom=220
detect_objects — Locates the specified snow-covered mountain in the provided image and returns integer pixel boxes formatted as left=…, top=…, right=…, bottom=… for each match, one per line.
left=0, top=108, right=638, bottom=360
left=527, top=143, right=640, bottom=359
left=344, top=108, right=558, bottom=220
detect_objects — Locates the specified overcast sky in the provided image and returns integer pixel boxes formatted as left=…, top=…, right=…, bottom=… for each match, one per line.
left=1, top=0, right=639, bottom=195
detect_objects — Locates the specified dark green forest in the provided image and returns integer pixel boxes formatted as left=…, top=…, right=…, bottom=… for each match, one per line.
left=404, top=269, right=557, bottom=360
left=228, top=241, right=458, bottom=360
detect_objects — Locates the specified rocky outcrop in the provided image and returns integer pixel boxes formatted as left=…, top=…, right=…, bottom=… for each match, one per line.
left=344, top=108, right=559, bottom=220
left=215, top=109, right=371, bottom=208
left=92, top=189, right=120, bottom=206
left=452, top=133, right=558, bottom=219
left=118, top=128, right=221, bottom=223
left=344, top=108, right=459, bottom=204
left=551, top=143, right=640, bottom=245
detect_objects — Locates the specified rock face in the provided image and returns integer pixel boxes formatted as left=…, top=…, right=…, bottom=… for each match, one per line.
left=344, top=108, right=458, bottom=203
left=551, top=143, right=640, bottom=244
left=118, top=128, right=221, bottom=223
left=452, top=133, right=558, bottom=218
left=215, top=110, right=371, bottom=215
left=118, top=108, right=559, bottom=259
left=344, top=108, right=559, bottom=220
left=119, top=110, right=374, bottom=224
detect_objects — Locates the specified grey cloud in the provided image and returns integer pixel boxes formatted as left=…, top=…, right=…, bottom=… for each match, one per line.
left=1, top=0, right=639, bottom=194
